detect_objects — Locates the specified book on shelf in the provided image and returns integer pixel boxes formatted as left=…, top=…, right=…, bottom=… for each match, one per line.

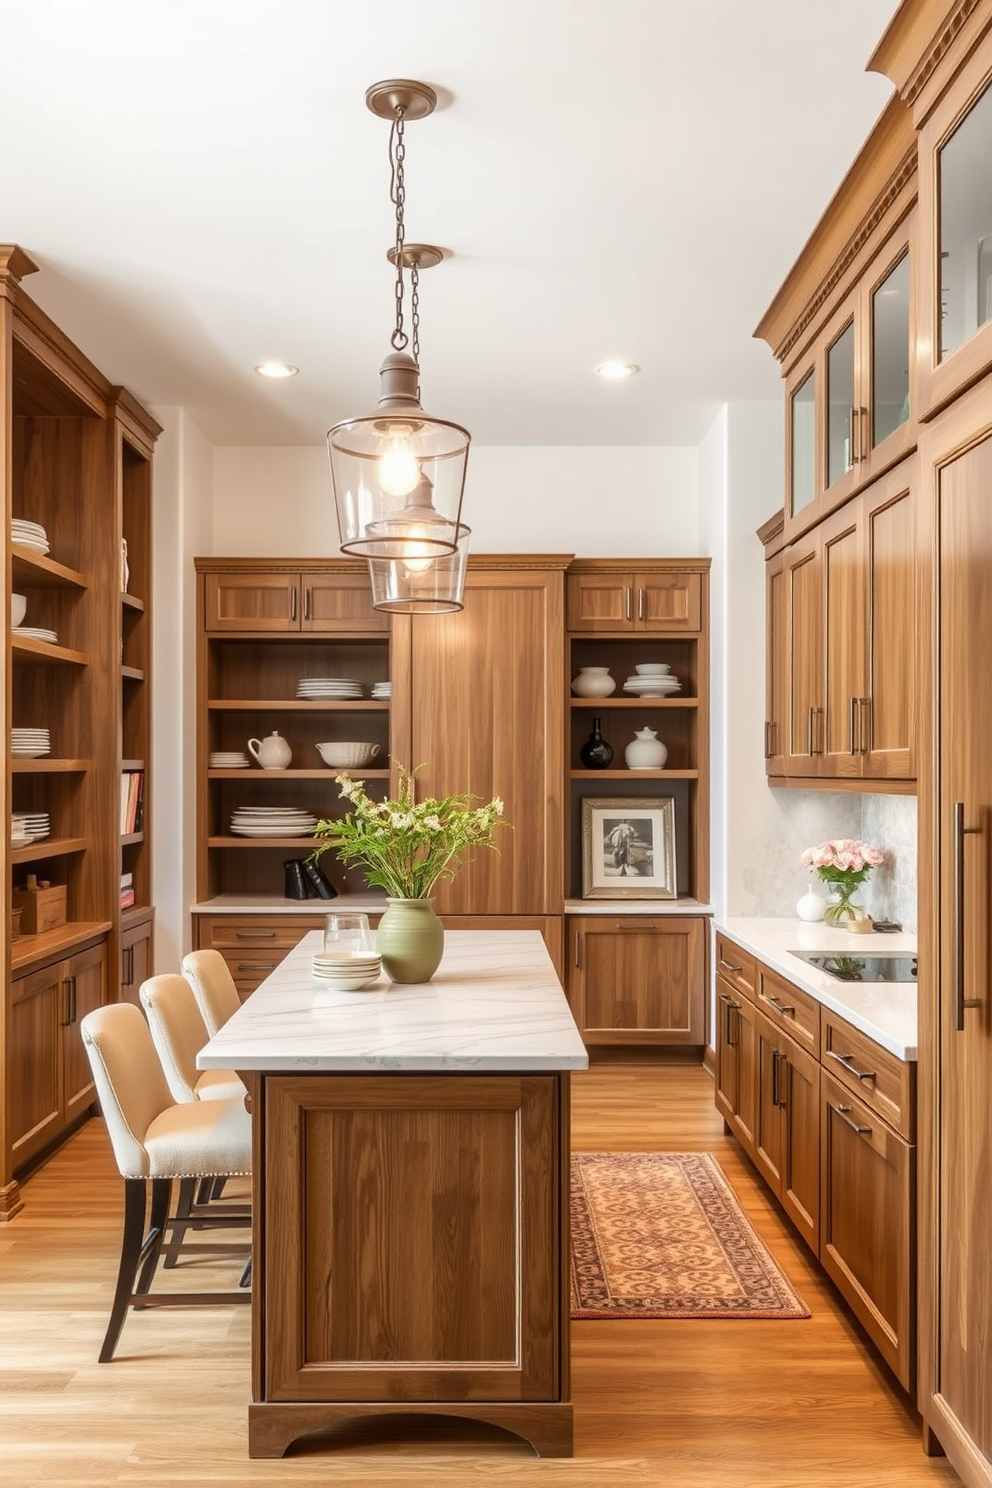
left=120, top=888, right=136, bottom=910
left=120, top=771, right=145, bottom=835
left=120, top=871, right=133, bottom=890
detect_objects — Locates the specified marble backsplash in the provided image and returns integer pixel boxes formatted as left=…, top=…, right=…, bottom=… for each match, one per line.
left=732, top=791, right=918, bottom=933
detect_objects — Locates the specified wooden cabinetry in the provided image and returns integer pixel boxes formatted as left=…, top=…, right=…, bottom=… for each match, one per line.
left=768, top=460, right=916, bottom=786
left=8, top=937, right=107, bottom=1175
left=119, top=909, right=154, bottom=1009
left=568, top=916, right=704, bottom=1045
left=203, top=567, right=389, bottom=634
left=713, top=930, right=915, bottom=1387
left=1, top=247, right=158, bottom=1219
left=566, top=567, right=701, bottom=633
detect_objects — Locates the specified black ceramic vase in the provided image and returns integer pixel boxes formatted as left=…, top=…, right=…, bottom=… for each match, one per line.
left=580, top=717, right=615, bottom=769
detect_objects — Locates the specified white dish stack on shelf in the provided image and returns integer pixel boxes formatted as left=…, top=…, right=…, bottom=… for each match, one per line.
left=11, top=518, right=50, bottom=554
left=229, top=806, right=317, bottom=838
left=310, top=950, right=382, bottom=992
left=371, top=680, right=391, bottom=700
left=623, top=663, right=681, bottom=698
left=13, top=624, right=59, bottom=644
left=11, top=811, right=50, bottom=845
left=11, top=727, right=51, bottom=758
left=210, top=750, right=250, bottom=769
left=296, top=677, right=363, bottom=700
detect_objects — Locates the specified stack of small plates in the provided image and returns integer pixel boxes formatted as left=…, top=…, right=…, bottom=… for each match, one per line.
left=11, top=727, right=51, bottom=758
left=11, top=518, right=49, bottom=554
left=210, top=750, right=250, bottom=769
left=372, top=680, right=391, bottom=700
left=13, top=625, right=59, bottom=645
left=623, top=664, right=681, bottom=698
left=229, top=806, right=317, bottom=837
left=12, top=811, right=50, bottom=843
left=296, top=677, right=363, bottom=700
left=311, top=951, right=382, bottom=992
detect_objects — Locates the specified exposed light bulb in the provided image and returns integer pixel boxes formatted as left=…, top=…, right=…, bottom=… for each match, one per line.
left=379, top=431, right=420, bottom=497
left=399, top=532, right=436, bottom=573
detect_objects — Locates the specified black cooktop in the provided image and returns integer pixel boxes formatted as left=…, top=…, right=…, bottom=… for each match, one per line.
left=788, top=952, right=918, bottom=984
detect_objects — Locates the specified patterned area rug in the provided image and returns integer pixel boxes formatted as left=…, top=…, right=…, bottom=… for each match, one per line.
left=570, top=1151, right=811, bottom=1320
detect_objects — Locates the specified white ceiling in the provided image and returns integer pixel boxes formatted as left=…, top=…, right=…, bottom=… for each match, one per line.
left=0, top=0, right=897, bottom=448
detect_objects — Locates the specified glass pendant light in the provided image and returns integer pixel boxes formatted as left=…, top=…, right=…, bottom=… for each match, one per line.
left=367, top=523, right=471, bottom=613
left=327, top=80, right=470, bottom=562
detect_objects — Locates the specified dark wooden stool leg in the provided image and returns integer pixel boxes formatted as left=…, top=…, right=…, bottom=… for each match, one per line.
left=135, top=1178, right=172, bottom=1295
left=99, top=1178, right=147, bottom=1363
left=165, top=1176, right=195, bottom=1268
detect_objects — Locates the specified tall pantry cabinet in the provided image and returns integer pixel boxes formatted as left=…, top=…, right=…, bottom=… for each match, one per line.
left=757, top=4, right=992, bottom=1483
left=1, top=247, right=159, bottom=1220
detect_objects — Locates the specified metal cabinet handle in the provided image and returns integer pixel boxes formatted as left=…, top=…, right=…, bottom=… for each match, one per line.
left=859, top=407, right=869, bottom=461
left=807, top=705, right=815, bottom=757
left=834, top=1102, right=871, bottom=1137
left=236, top=962, right=276, bottom=972
left=771, top=1048, right=788, bottom=1108
left=303, top=586, right=311, bottom=621
left=719, top=993, right=734, bottom=1048
left=290, top=585, right=298, bottom=621
left=574, top=930, right=580, bottom=969
left=849, top=406, right=859, bottom=466
left=638, top=587, right=646, bottom=621
left=954, top=801, right=981, bottom=1032
left=764, top=721, right=774, bottom=760
left=826, top=1050, right=876, bottom=1082
left=766, top=993, right=796, bottom=1015
left=61, top=977, right=72, bottom=1027
left=719, top=957, right=743, bottom=975
left=122, top=945, right=134, bottom=987
left=858, top=696, right=870, bottom=754
left=849, top=697, right=859, bottom=755
left=236, top=930, right=277, bottom=940
left=625, top=587, right=633, bottom=622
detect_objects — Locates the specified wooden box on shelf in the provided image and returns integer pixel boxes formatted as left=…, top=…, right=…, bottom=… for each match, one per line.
left=12, top=878, right=67, bottom=935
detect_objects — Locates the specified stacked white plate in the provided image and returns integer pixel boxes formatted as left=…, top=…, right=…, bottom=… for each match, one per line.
left=11, top=727, right=51, bottom=758
left=371, top=681, right=391, bottom=700
left=13, top=625, right=58, bottom=645
left=623, top=664, right=681, bottom=697
left=229, top=806, right=317, bottom=837
left=210, top=751, right=250, bottom=769
left=296, top=677, right=363, bottom=700
left=12, top=811, right=50, bottom=842
left=11, top=518, right=49, bottom=554
left=311, top=951, right=382, bottom=992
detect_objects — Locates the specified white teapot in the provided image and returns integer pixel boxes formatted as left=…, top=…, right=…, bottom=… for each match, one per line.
left=247, top=730, right=292, bottom=769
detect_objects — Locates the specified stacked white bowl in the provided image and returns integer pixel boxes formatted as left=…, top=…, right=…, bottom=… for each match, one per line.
left=623, top=663, right=681, bottom=697
left=311, top=951, right=382, bottom=992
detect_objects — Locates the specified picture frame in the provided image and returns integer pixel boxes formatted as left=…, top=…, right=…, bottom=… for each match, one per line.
left=580, top=796, right=677, bottom=900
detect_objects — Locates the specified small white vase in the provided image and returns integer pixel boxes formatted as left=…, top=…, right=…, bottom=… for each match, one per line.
left=796, top=886, right=826, bottom=923
left=624, top=727, right=668, bottom=770
left=571, top=666, right=616, bottom=698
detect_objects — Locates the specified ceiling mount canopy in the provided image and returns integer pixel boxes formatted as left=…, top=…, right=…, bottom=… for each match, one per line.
left=327, top=77, right=470, bottom=570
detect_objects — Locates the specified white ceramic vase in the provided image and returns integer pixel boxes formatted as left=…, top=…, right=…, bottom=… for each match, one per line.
left=796, top=885, right=826, bottom=922
left=571, top=666, right=616, bottom=698
left=624, top=727, right=668, bottom=770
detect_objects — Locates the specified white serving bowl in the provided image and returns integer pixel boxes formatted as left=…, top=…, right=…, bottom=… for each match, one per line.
left=635, top=663, right=671, bottom=675
left=11, top=593, right=26, bottom=627
left=316, top=742, right=381, bottom=768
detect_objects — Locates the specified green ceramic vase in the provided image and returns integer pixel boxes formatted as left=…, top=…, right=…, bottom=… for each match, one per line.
left=377, top=898, right=445, bottom=984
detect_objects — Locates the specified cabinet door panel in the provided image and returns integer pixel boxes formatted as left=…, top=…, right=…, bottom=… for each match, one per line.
left=120, top=915, right=153, bottom=1009
left=734, top=994, right=759, bottom=1159
left=714, top=984, right=738, bottom=1123
left=572, top=918, right=704, bottom=1045
left=62, top=944, right=107, bottom=1124
left=8, top=965, right=63, bottom=1168
left=782, top=1039, right=820, bottom=1254
left=753, top=1013, right=785, bottom=1197
left=410, top=570, right=563, bottom=914
left=764, top=553, right=787, bottom=774
left=635, top=572, right=700, bottom=631
left=784, top=540, right=822, bottom=775
left=821, top=508, right=865, bottom=776
left=864, top=477, right=915, bottom=777
left=301, top=571, right=389, bottom=633
left=565, top=572, right=632, bottom=631
left=204, top=571, right=300, bottom=631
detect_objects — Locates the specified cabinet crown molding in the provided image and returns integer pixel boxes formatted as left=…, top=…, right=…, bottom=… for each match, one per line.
left=0, top=244, right=39, bottom=286
left=869, top=0, right=987, bottom=105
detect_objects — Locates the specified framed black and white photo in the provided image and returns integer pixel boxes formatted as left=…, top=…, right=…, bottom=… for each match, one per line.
left=580, top=796, right=677, bottom=900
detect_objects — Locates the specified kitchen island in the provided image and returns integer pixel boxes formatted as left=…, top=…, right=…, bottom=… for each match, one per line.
left=197, top=929, right=589, bottom=1459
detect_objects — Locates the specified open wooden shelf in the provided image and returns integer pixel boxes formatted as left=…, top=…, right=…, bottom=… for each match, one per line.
left=10, top=836, right=90, bottom=865
left=570, top=696, right=698, bottom=708
left=121, top=592, right=145, bottom=611
left=570, top=768, right=700, bottom=780
left=207, top=836, right=320, bottom=849
left=11, top=758, right=90, bottom=773
left=11, top=920, right=113, bottom=974
left=208, top=767, right=389, bottom=780
left=10, top=545, right=88, bottom=590
left=120, top=832, right=144, bottom=846
left=11, top=637, right=88, bottom=666
left=207, top=698, right=390, bottom=711
left=121, top=665, right=145, bottom=682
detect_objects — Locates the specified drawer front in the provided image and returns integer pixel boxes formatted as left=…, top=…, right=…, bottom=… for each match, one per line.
left=757, top=967, right=820, bottom=1057
left=195, top=914, right=327, bottom=951
left=714, top=933, right=756, bottom=1000
left=822, top=1009, right=915, bottom=1141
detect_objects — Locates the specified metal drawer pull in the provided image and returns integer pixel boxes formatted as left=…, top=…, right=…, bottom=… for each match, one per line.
left=953, top=801, right=981, bottom=1032
left=236, top=962, right=276, bottom=972
left=834, top=1103, right=871, bottom=1137
left=827, top=1050, right=876, bottom=1082
left=719, top=958, right=743, bottom=974
left=719, top=993, right=734, bottom=1048
left=766, top=994, right=796, bottom=1015
left=235, top=930, right=277, bottom=940
left=771, top=1049, right=788, bottom=1108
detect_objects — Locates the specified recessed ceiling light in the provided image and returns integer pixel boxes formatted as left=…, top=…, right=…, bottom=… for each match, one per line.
left=595, top=361, right=640, bottom=381
left=255, top=361, right=299, bottom=379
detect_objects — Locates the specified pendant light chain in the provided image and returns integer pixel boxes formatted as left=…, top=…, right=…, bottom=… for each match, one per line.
left=389, top=109, right=408, bottom=352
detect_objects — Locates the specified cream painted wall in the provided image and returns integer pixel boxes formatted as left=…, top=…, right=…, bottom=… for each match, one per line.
left=210, top=445, right=701, bottom=558
left=150, top=407, right=213, bottom=971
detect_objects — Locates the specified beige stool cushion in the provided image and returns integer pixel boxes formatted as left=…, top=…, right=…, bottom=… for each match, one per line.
left=140, top=973, right=247, bottom=1105
left=143, top=1096, right=251, bottom=1178
left=182, top=950, right=242, bottom=1037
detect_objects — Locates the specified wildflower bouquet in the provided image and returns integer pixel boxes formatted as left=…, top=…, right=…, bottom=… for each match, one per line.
left=310, top=764, right=505, bottom=899
left=800, top=838, right=885, bottom=924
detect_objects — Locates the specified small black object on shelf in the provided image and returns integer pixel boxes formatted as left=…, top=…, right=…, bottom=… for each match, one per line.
left=873, top=920, right=903, bottom=933
left=302, top=858, right=337, bottom=899
left=580, top=717, right=614, bottom=769
left=283, top=859, right=310, bottom=900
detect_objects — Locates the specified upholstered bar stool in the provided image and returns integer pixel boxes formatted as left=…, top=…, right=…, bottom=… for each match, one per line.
left=139, top=973, right=246, bottom=1104
left=79, top=1003, right=252, bottom=1362
left=181, top=949, right=242, bottom=1037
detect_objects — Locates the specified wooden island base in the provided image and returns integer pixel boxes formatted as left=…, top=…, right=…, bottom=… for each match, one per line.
left=247, top=1401, right=574, bottom=1459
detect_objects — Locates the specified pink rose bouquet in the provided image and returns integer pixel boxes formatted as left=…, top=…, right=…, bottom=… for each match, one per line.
left=800, top=838, right=885, bottom=924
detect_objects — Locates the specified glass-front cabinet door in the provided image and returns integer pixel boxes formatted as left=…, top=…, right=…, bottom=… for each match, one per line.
left=827, top=321, right=856, bottom=487
left=789, top=366, right=817, bottom=523
left=871, top=250, right=911, bottom=448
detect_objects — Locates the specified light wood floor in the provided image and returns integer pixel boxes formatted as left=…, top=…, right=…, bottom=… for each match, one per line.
left=0, top=1064, right=958, bottom=1488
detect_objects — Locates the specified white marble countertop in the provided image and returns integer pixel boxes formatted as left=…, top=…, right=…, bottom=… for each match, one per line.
left=198, top=929, right=589, bottom=1073
left=715, top=918, right=918, bottom=1061
left=191, top=893, right=388, bottom=916
left=564, top=898, right=713, bottom=917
